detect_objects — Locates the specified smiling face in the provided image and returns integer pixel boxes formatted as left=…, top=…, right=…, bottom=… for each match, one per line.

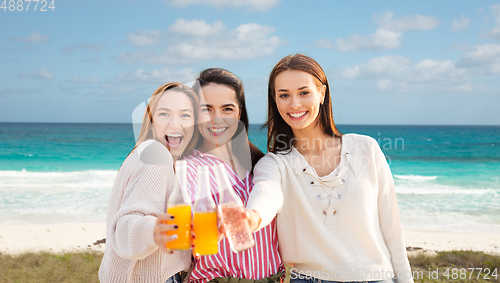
left=274, top=69, right=326, bottom=132
left=197, top=83, right=240, bottom=149
left=152, top=90, right=195, bottom=159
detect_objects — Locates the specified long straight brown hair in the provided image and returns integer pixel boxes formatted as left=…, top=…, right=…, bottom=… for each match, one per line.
left=194, top=68, right=265, bottom=170
left=265, top=54, right=342, bottom=153
left=131, top=82, right=200, bottom=160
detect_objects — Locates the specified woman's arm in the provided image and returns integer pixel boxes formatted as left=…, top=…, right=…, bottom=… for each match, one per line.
left=373, top=139, right=414, bottom=283
left=111, top=141, right=174, bottom=260
left=246, top=154, right=284, bottom=231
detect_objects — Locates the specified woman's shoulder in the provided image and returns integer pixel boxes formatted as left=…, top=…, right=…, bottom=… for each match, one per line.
left=342, top=133, right=380, bottom=153
left=131, top=140, right=173, bottom=166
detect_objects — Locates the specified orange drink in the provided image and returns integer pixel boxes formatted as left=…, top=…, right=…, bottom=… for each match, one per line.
left=193, top=211, right=218, bottom=256
left=166, top=204, right=192, bottom=250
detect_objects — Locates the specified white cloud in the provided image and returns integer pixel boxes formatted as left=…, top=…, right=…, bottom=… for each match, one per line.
left=314, top=38, right=335, bottom=49
left=117, top=67, right=197, bottom=84
left=342, top=56, right=411, bottom=79
left=452, top=14, right=471, bottom=31
left=326, top=11, right=439, bottom=52
left=486, top=4, right=500, bottom=40
left=168, top=0, right=280, bottom=12
left=13, top=32, right=49, bottom=43
left=127, top=30, right=162, bottom=46
left=373, top=11, right=440, bottom=32
left=169, top=19, right=225, bottom=37
left=116, top=19, right=285, bottom=64
left=335, top=29, right=402, bottom=52
left=411, top=59, right=467, bottom=82
left=18, top=67, right=54, bottom=80
left=67, top=75, right=101, bottom=84
left=82, top=42, right=106, bottom=53
left=340, top=56, right=471, bottom=92
left=0, top=87, right=36, bottom=97
left=62, top=45, right=77, bottom=54
left=62, top=42, right=106, bottom=54
left=459, top=44, right=500, bottom=67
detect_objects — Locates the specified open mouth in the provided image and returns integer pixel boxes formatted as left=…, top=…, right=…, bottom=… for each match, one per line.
left=208, top=127, right=228, bottom=136
left=288, top=111, right=308, bottom=120
left=165, top=133, right=184, bottom=148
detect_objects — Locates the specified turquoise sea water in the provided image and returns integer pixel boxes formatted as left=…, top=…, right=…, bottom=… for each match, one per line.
left=0, top=123, right=499, bottom=233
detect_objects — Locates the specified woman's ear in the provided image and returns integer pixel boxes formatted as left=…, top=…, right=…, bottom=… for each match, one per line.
left=320, top=85, right=326, bottom=104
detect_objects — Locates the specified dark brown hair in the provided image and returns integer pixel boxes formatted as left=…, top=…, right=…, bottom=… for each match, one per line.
left=265, top=54, right=342, bottom=153
left=194, top=68, right=264, bottom=170
left=131, top=82, right=200, bottom=159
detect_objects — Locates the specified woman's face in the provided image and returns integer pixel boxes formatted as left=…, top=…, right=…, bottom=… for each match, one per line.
left=274, top=70, right=325, bottom=132
left=197, top=83, right=240, bottom=148
left=152, top=90, right=195, bottom=159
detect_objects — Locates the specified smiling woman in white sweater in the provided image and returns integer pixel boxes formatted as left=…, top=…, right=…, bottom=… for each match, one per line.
left=246, top=54, right=414, bottom=283
left=98, top=82, right=199, bottom=283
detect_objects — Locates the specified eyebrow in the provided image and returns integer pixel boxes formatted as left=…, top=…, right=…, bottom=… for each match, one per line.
left=277, top=86, right=309, bottom=92
left=156, top=107, right=193, bottom=112
left=199, top=103, right=237, bottom=108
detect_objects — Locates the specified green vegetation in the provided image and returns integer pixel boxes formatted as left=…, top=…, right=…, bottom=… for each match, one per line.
left=0, top=251, right=102, bottom=283
left=409, top=251, right=500, bottom=282
left=0, top=250, right=498, bottom=283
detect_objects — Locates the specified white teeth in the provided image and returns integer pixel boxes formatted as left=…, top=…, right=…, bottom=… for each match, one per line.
left=209, top=127, right=227, bottom=133
left=166, top=133, right=182, bottom=137
left=289, top=112, right=307, bottom=118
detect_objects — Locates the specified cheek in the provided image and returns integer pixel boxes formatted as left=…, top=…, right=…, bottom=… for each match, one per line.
left=275, top=100, right=287, bottom=115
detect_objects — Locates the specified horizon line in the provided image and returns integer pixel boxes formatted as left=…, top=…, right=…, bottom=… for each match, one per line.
left=1, top=122, right=499, bottom=127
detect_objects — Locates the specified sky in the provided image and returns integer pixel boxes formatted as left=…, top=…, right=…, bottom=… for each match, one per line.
left=1, top=0, right=500, bottom=125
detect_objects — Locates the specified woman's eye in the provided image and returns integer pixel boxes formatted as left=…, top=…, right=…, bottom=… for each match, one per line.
left=279, top=93, right=289, bottom=98
left=223, top=107, right=234, bottom=112
left=201, top=108, right=211, bottom=112
left=181, top=114, right=192, bottom=118
left=158, top=112, right=168, bottom=117
left=300, top=91, right=309, bottom=96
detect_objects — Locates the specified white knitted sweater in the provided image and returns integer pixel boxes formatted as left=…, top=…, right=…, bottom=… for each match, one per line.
left=99, top=140, right=191, bottom=283
left=247, top=134, right=413, bottom=283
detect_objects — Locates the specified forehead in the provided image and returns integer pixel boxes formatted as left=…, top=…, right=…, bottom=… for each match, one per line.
left=199, top=83, right=238, bottom=106
left=275, top=70, right=317, bottom=90
left=157, top=90, right=193, bottom=110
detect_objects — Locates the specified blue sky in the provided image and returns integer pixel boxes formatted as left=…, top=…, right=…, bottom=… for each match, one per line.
left=1, top=0, right=500, bottom=125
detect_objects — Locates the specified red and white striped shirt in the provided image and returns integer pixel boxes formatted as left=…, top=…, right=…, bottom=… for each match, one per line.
left=184, top=149, right=284, bottom=283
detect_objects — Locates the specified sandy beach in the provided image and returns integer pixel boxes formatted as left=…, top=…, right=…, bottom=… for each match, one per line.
left=0, top=223, right=499, bottom=255
left=0, top=223, right=107, bottom=255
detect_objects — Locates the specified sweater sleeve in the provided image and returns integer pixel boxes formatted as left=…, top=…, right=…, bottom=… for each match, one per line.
left=372, top=139, right=414, bottom=283
left=111, top=141, right=173, bottom=260
left=246, top=153, right=284, bottom=230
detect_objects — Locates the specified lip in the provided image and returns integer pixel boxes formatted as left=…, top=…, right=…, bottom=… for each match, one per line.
left=165, top=133, right=184, bottom=149
left=208, top=127, right=228, bottom=137
left=287, top=111, right=308, bottom=121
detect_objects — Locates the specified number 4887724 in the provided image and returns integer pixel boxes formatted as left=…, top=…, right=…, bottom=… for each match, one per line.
left=1, top=0, right=55, bottom=11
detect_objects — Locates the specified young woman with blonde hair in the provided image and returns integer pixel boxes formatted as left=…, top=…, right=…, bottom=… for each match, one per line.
left=99, top=82, right=199, bottom=283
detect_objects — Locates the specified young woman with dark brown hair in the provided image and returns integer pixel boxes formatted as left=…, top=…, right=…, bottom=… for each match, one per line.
left=246, top=54, right=413, bottom=283
left=156, top=68, right=284, bottom=283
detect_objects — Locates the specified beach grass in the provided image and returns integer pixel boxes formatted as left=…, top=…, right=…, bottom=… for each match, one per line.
left=0, top=250, right=499, bottom=283
left=0, top=250, right=102, bottom=283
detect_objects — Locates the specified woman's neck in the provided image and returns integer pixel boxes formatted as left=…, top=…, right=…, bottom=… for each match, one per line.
left=198, top=141, right=232, bottom=162
left=292, top=123, right=338, bottom=155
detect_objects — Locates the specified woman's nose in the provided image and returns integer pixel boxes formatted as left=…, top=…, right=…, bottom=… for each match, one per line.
left=290, top=95, right=301, bottom=109
left=169, top=116, right=181, bottom=129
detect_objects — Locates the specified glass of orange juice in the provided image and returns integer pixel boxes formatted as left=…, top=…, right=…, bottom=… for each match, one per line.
left=193, top=165, right=218, bottom=256
left=165, top=161, right=192, bottom=250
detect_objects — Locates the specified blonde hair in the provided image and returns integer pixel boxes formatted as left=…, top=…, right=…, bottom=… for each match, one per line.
left=131, top=82, right=200, bottom=159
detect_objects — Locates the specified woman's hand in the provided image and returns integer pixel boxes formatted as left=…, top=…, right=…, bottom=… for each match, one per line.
left=154, top=213, right=178, bottom=254
left=245, top=209, right=261, bottom=232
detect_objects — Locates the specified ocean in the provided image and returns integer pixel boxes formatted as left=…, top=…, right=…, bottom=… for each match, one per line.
left=1, top=123, right=499, bottom=233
